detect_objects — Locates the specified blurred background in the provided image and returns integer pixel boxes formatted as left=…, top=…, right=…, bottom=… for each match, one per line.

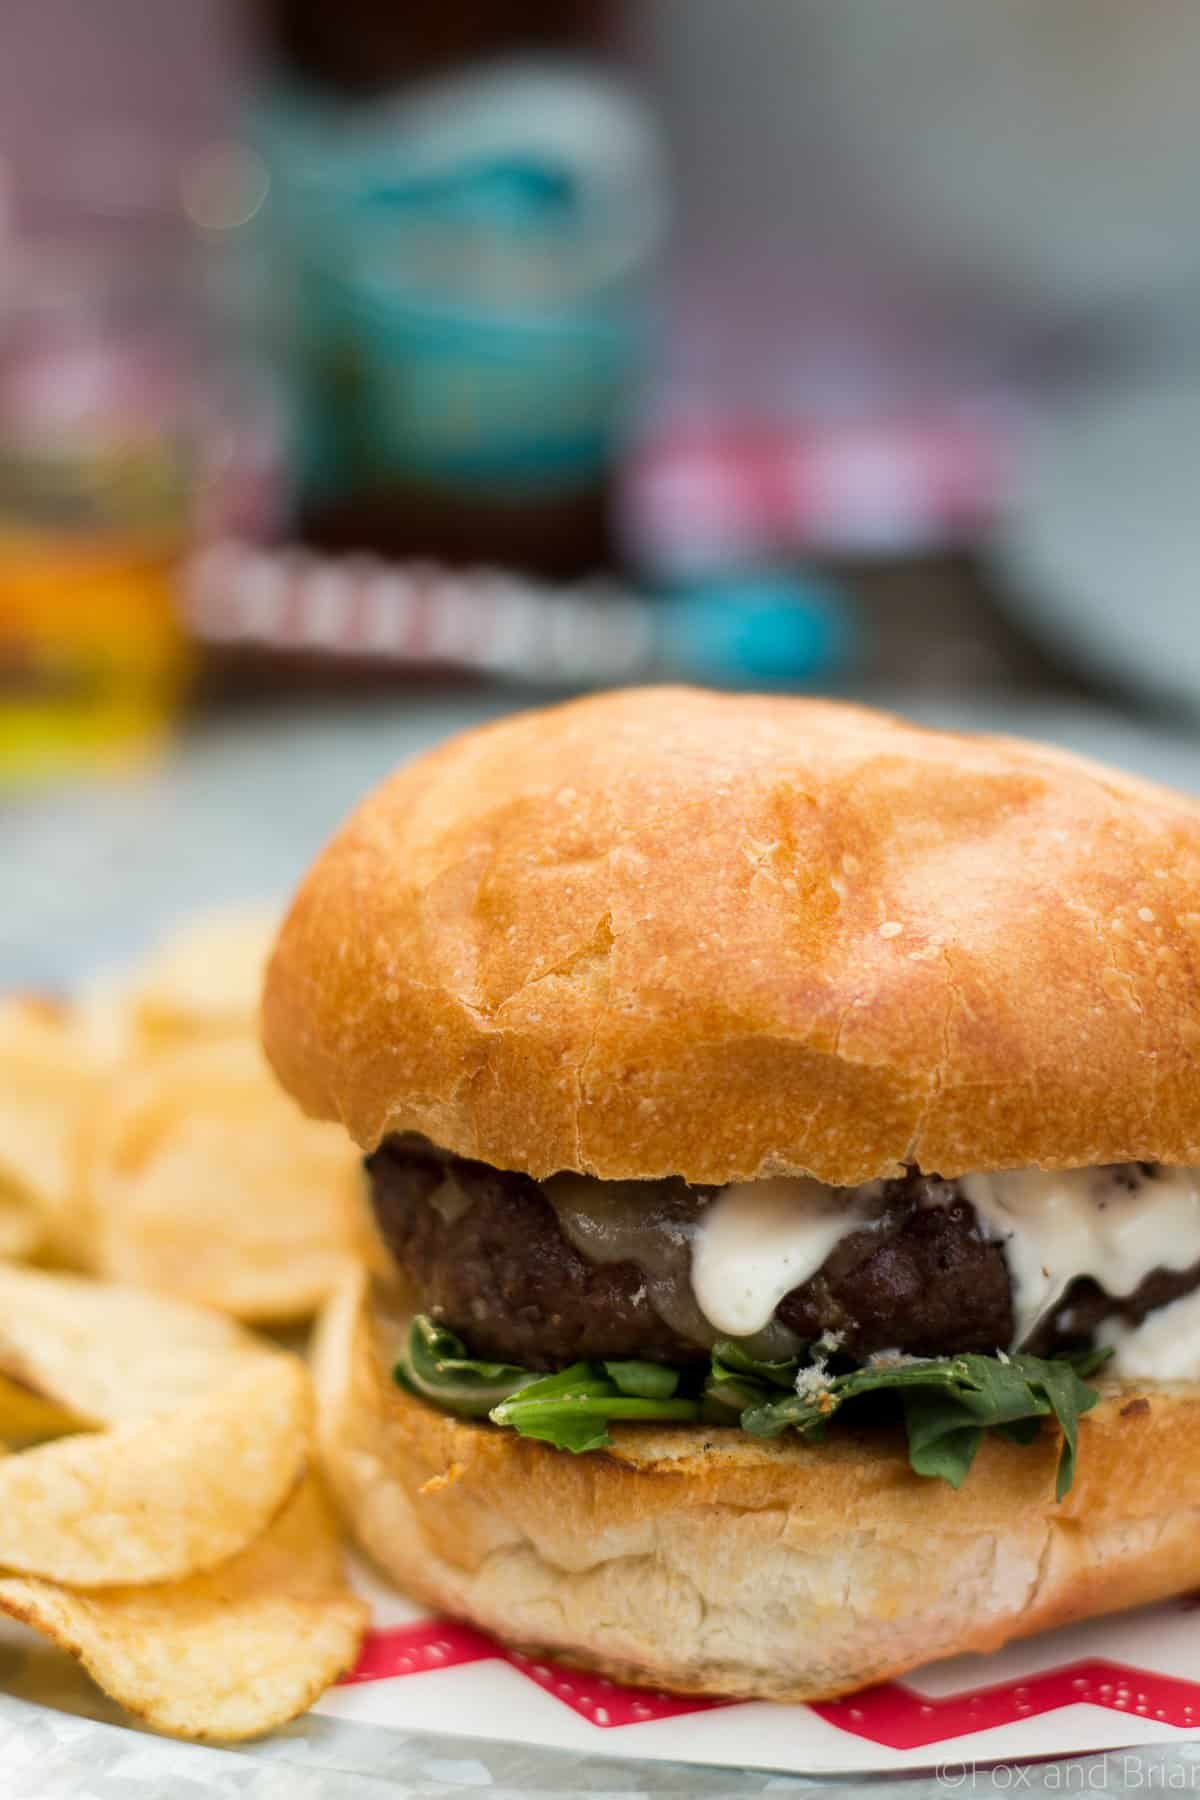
left=7, top=0, right=1200, bottom=984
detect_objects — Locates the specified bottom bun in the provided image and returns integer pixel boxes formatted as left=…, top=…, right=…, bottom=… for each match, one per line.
left=314, top=1270, right=1200, bottom=1703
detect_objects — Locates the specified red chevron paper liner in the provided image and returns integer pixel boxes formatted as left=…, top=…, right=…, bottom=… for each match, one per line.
left=814, top=1661, right=1200, bottom=1751
left=342, top=1620, right=725, bottom=1727
left=341, top=1621, right=1200, bottom=1748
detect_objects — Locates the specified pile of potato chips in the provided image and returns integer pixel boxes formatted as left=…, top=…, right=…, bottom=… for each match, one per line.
left=0, top=906, right=380, bottom=1740
left=0, top=1263, right=367, bottom=1739
left=0, top=904, right=378, bottom=1319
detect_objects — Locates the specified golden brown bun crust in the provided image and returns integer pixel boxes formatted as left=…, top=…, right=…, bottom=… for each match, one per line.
left=263, top=686, right=1200, bottom=1186
left=314, top=1272, right=1200, bottom=1703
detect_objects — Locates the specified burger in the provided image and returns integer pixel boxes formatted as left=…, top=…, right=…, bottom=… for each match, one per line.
left=263, top=686, right=1200, bottom=1702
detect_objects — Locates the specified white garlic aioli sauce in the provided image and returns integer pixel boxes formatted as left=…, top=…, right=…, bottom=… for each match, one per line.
left=960, top=1166, right=1200, bottom=1348
left=545, top=1160, right=1200, bottom=1369
left=689, top=1177, right=879, bottom=1337
left=1098, top=1287, right=1200, bottom=1380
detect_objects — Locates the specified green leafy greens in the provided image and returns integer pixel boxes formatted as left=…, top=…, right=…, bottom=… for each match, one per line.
left=716, top=1344, right=1110, bottom=1499
left=395, top=1314, right=544, bottom=1417
left=394, top=1317, right=1110, bottom=1498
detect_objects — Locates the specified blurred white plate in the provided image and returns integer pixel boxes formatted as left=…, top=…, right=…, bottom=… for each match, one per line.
left=992, top=374, right=1200, bottom=709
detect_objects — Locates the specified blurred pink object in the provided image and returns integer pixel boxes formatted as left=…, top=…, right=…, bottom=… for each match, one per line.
left=623, top=412, right=1015, bottom=575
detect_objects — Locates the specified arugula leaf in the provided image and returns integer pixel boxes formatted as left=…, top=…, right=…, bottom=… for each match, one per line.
left=739, top=1349, right=1110, bottom=1496
left=489, top=1363, right=699, bottom=1451
left=395, top=1316, right=1110, bottom=1493
left=702, top=1377, right=767, bottom=1418
left=1011, top=1351, right=1106, bottom=1500
left=996, top=1416, right=1043, bottom=1447
left=496, top=1407, right=612, bottom=1454
left=602, top=1360, right=680, bottom=1400
left=700, top=1342, right=807, bottom=1415
left=709, top=1343, right=800, bottom=1390
left=394, top=1316, right=542, bottom=1417
left=394, top=1328, right=699, bottom=1453
left=901, top=1390, right=985, bottom=1487
left=740, top=1356, right=982, bottom=1437
left=493, top=1363, right=613, bottom=1403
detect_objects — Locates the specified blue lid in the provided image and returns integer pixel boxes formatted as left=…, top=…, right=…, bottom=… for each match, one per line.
left=657, top=571, right=858, bottom=687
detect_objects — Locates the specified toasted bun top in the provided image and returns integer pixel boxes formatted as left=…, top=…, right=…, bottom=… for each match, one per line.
left=262, top=686, right=1200, bottom=1186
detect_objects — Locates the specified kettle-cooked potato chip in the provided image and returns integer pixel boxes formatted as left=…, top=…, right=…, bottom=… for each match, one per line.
left=86, top=1039, right=377, bottom=1322
left=0, top=1265, right=272, bottom=1433
left=0, top=1355, right=309, bottom=1587
left=0, top=996, right=111, bottom=1265
left=71, top=969, right=136, bottom=1069
left=0, top=1184, right=41, bottom=1263
left=128, top=904, right=280, bottom=1051
left=0, top=1380, right=79, bottom=1446
left=0, top=1476, right=368, bottom=1742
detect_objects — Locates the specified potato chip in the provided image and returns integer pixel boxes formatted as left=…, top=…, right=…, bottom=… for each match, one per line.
left=0, top=996, right=110, bottom=1264
left=71, top=969, right=136, bottom=1069
left=0, top=1182, right=41, bottom=1263
left=129, top=903, right=280, bottom=1051
left=0, top=1355, right=309, bottom=1587
left=0, top=1477, right=368, bottom=1741
left=86, top=1039, right=377, bottom=1322
left=0, top=1380, right=86, bottom=1448
left=0, top=1264, right=272, bottom=1431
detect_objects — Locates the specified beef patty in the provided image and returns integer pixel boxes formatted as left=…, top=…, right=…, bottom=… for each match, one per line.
left=366, top=1138, right=1200, bottom=1368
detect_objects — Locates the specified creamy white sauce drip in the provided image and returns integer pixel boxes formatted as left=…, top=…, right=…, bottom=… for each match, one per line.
left=543, top=1173, right=804, bottom=1355
left=960, top=1166, right=1200, bottom=1346
left=1099, top=1288, right=1200, bottom=1381
left=540, top=1160, right=1200, bottom=1364
left=689, top=1177, right=880, bottom=1337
